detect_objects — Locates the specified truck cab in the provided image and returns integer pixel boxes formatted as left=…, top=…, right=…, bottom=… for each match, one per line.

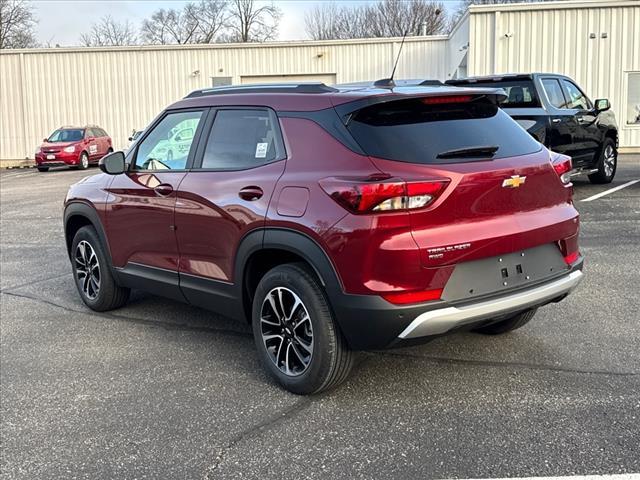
left=447, top=73, right=618, bottom=183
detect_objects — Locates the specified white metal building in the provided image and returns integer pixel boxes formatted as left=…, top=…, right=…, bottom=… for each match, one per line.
left=0, top=0, right=638, bottom=164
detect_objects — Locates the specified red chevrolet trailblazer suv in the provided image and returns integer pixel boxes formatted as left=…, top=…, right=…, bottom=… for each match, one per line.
left=64, top=82, right=584, bottom=394
left=36, top=125, right=113, bottom=172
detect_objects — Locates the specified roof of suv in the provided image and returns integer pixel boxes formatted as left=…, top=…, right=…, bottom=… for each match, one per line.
left=172, top=82, right=507, bottom=112
left=57, top=125, right=102, bottom=130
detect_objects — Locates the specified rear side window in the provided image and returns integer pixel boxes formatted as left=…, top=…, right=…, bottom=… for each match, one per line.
left=200, top=109, right=284, bottom=170
left=347, top=98, right=541, bottom=164
left=541, top=79, right=567, bottom=108
left=459, top=80, right=540, bottom=107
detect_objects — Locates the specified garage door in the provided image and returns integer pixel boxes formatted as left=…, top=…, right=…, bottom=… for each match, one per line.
left=240, top=74, right=336, bottom=86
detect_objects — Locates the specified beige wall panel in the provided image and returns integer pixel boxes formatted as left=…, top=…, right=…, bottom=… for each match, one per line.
left=241, top=74, right=337, bottom=84
left=0, top=37, right=450, bottom=160
left=0, top=54, right=25, bottom=158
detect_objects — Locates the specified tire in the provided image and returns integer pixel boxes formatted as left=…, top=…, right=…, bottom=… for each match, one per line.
left=252, top=263, right=354, bottom=395
left=37, top=167, right=49, bottom=172
left=588, top=138, right=617, bottom=184
left=473, top=308, right=537, bottom=335
left=74, top=152, right=90, bottom=170
left=71, top=225, right=130, bottom=311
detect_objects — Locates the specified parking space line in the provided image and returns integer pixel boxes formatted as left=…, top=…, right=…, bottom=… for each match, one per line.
left=451, top=475, right=640, bottom=480
left=581, top=179, right=640, bottom=202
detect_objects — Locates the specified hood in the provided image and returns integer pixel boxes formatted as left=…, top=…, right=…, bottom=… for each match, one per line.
left=41, top=140, right=80, bottom=148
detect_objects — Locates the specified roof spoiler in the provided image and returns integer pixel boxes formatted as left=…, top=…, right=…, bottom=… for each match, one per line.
left=335, top=88, right=508, bottom=119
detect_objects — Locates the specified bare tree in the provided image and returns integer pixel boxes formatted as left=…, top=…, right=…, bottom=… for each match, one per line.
left=305, top=4, right=368, bottom=41
left=226, top=0, right=281, bottom=43
left=369, top=0, right=446, bottom=37
left=0, top=0, right=38, bottom=49
left=141, top=0, right=227, bottom=45
left=305, top=0, right=446, bottom=41
left=79, top=15, right=137, bottom=46
left=198, top=0, right=228, bottom=42
left=141, top=7, right=198, bottom=44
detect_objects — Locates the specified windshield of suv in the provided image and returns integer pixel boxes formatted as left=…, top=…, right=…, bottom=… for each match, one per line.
left=47, top=129, right=84, bottom=142
left=347, top=97, right=541, bottom=164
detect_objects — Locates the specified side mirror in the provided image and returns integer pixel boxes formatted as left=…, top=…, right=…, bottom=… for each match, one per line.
left=43, top=138, right=48, bottom=143
left=99, top=151, right=126, bottom=175
left=128, top=136, right=133, bottom=141
left=595, top=98, right=610, bottom=112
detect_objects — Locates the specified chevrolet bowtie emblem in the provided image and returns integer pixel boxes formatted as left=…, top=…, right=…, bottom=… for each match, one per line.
left=502, top=175, right=527, bottom=188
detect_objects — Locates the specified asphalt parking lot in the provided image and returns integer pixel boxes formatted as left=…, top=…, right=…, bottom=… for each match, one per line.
left=1, top=157, right=639, bottom=479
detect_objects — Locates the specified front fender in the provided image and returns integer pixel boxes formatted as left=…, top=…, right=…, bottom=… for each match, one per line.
left=63, top=201, right=113, bottom=266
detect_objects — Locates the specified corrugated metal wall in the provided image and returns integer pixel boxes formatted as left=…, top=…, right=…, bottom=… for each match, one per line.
left=468, top=0, right=640, bottom=150
left=0, top=37, right=450, bottom=160
left=2, top=0, right=638, bottom=162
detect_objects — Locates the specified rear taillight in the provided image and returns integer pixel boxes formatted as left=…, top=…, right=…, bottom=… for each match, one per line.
left=558, top=236, right=580, bottom=266
left=319, top=177, right=449, bottom=214
left=381, top=288, right=443, bottom=305
left=563, top=251, right=579, bottom=265
left=550, top=152, right=572, bottom=185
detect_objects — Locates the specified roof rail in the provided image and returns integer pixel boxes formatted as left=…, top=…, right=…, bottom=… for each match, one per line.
left=185, top=82, right=338, bottom=98
left=335, top=79, right=445, bottom=88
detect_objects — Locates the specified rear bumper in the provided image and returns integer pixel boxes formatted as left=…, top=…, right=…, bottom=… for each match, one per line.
left=398, top=269, right=583, bottom=339
left=331, top=258, right=584, bottom=350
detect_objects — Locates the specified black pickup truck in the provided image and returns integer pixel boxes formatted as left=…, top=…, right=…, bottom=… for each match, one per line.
left=447, top=73, right=618, bottom=183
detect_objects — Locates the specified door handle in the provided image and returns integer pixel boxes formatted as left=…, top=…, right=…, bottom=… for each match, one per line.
left=238, top=186, right=264, bottom=201
left=154, top=183, right=174, bottom=196
left=552, top=118, right=561, bottom=123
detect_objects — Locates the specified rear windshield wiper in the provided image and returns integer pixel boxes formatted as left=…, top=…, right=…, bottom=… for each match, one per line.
left=436, top=145, right=499, bottom=159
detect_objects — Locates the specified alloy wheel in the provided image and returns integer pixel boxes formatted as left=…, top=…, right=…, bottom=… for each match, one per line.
left=75, top=240, right=101, bottom=300
left=260, top=287, right=313, bottom=376
left=81, top=154, right=89, bottom=169
left=603, top=145, right=616, bottom=177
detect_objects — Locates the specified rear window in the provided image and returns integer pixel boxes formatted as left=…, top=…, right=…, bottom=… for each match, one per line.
left=347, top=97, right=541, bottom=165
left=460, top=80, right=540, bottom=108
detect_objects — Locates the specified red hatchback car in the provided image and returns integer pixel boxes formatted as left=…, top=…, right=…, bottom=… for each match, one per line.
left=36, top=125, right=113, bottom=172
left=64, top=83, right=584, bottom=394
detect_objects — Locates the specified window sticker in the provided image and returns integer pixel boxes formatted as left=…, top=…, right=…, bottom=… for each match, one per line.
left=255, top=142, right=268, bottom=158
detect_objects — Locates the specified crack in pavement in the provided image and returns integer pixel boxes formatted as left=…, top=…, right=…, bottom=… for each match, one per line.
left=1, top=290, right=252, bottom=339
left=3, top=290, right=636, bottom=378
left=0, top=271, right=72, bottom=293
left=373, top=350, right=639, bottom=377
left=203, top=396, right=315, bottom=479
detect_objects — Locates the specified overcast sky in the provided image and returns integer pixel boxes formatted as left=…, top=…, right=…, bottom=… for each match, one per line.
left=32, top=0, right=464, bottom=46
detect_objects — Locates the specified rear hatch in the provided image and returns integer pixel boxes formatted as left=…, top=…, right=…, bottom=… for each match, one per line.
left=344, top=93, right=578, bottom=268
